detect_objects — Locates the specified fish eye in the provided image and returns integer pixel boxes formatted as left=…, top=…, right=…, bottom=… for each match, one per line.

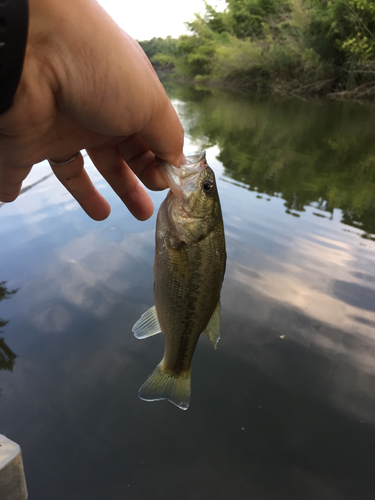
left=202, top=179, right=215, bottom=194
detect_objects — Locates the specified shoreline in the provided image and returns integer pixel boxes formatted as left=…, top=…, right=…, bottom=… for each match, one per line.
left=157, top=70, right=375, bottom=102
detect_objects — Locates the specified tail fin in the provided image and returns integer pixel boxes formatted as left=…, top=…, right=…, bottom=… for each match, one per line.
left=138, top=361, right=191, bottom=410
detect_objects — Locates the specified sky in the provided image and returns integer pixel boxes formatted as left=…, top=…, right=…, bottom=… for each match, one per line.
left=97, top=0, right=226, bottom=41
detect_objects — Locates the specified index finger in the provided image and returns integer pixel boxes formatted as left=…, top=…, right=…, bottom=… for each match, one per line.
left=0, top=164, right=32, bottom=202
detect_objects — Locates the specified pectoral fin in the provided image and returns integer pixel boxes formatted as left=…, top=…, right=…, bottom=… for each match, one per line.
left=203, top=301, right=221, bottom=349
left=132, top=306, right=162, bottom=339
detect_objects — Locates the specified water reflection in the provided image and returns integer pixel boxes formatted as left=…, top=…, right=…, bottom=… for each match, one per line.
left=0, top=281, right=17, bottom=372
left=0, top=174, right=53, bottom=210
left=0, top=88, right=374, bottom=499
left=0, top=339, right=16, bottom=372
left=168, top=84, right=375, bottom=239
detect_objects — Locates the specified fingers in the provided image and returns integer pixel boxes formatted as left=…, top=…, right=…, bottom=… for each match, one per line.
left=0, top=164, right=32, bottom=202
left=117, top=134, right=168, bottom=191
left=86, top=145, right=154, bottom=221
left=49, top=153, right=111, bottom=221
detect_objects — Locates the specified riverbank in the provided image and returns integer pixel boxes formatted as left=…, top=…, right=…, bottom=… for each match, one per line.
left=140, top=0, right=375, bottom=102
left=158, top=71, right=375, bottom=101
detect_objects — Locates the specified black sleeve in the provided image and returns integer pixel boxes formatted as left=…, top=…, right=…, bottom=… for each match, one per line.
left=0, top=0, right=29, bottom=114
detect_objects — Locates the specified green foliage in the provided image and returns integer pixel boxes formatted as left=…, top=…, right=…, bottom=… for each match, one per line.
left=151, top=53, right=176, bottom=69
left=227, top=0, right=290, bottom=38
left=337, top=0, right=375, bottom=61
left=175, top=33, right=216, bottom=76
left=138, top=37, right=178, bottom=69
left=307, top=0, right=375, bottom=67
left=204, top=2, right=233, bottom=34
left=143, top=0, right=375, bottom=95
left=174, top=10, right=233, bottom=78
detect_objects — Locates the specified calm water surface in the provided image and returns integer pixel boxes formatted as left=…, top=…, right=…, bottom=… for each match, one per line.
left=1, top=86, right=375, bottom=500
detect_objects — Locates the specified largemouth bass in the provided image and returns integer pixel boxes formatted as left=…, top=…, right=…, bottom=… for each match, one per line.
left=132, top=151, right=226, bottom=410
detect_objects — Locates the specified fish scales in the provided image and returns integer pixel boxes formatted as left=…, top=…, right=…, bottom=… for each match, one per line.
left=155, top=219, right=224, bottom=373
left=132, top=151, right=226, bottom=410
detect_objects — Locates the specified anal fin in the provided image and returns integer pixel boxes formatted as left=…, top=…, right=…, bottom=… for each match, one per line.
left=203, top=301, right=221, bottom=349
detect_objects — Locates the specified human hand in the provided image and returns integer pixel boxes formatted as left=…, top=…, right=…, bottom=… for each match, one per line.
left=0, top=0, right=184, bottom=221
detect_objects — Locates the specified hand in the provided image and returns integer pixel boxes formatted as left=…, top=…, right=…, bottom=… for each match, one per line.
left=0, top=0, right=184, bottom=221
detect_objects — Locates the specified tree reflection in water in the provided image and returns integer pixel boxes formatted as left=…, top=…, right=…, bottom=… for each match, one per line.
left=167, top=84, right=375, bottom=239
left=0, top=281, right=17, bottom=372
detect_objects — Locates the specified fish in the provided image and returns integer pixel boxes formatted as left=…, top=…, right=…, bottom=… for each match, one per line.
left=132, top=151, right=226, bottom=410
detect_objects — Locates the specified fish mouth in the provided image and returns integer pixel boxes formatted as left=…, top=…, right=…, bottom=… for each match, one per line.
left=157, top=151, right=207, bottom=196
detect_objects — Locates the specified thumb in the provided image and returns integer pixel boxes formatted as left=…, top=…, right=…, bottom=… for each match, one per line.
left=139, top=98, right=185, bottom=168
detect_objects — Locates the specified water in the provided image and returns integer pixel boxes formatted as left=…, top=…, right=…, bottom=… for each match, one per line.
left=1, top=86, right=375, bottom=500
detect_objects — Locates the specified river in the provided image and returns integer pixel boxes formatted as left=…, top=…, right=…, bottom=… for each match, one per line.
left=0, top=85, right=375, bottom=499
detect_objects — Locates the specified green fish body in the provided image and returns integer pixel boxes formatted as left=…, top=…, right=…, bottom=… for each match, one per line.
left=132, top=152, right=226, bottom=410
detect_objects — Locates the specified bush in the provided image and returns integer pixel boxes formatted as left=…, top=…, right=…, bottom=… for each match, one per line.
left=143, top=0, right=375, bottom=95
